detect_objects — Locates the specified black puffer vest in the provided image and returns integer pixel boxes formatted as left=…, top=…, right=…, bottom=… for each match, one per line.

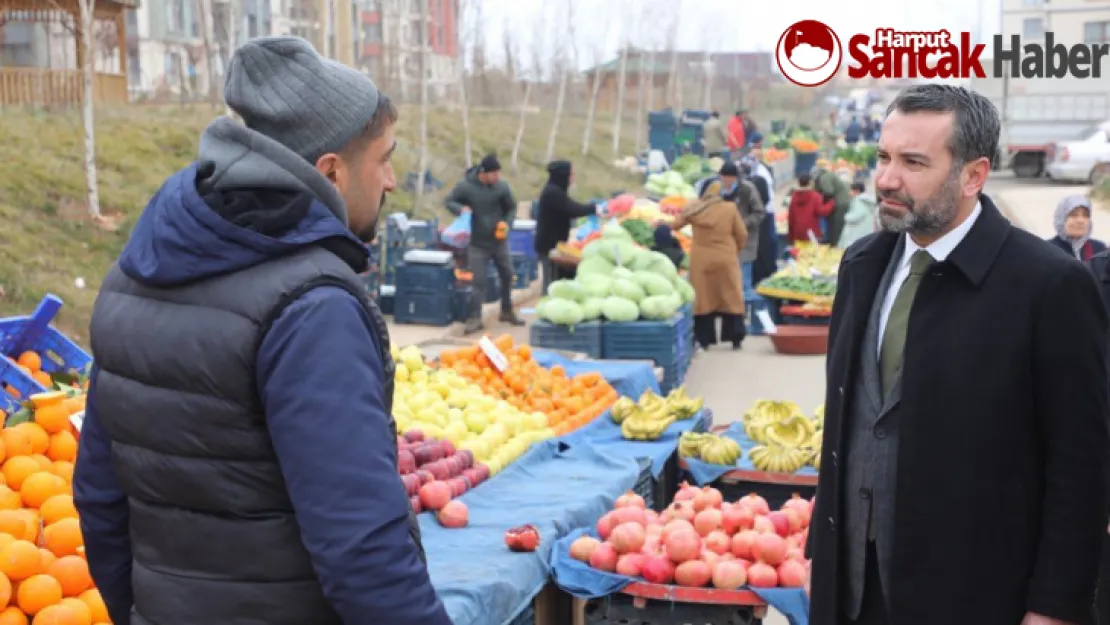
left=90, top=245, right=423, bottom=624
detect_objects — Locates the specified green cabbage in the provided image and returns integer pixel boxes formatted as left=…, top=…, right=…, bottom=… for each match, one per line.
left=534, top=297, right=553, bottom=319
left=646, top=251, right=680, bottom=279
left=582, top=239, right=615, bottom=259
left=640, top=294, right=682, bottom=320
left=578, top=274, right=613, bottom=298
left=576, top=256, right=614, bottom=277
left=628, top=250, right=656, bottom=271
left=610, top=267, right=634, bottom=282
left=541, top=299, right=585, bottom=325
left=548, top=279, right=587, bottom=302
left=602, top=221, right=632, bottom=240
left=632, top=271, right=676, bottom=297
left=675, top=279, right=695, bottom=304
left=611, top=279, right=646, bottom=303
left=580, top=297, right=603, bottom=320
left=600, top=296, right=640, bottom=322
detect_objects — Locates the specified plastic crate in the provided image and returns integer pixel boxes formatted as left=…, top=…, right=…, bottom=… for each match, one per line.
left=603, top=316, right=686, bottom=394
left=0, top=295, right=91, bottom=377
left=451, top=286, right=472, bottom=322
left=509, top=227, right=537, bottom=259
left=0, top=358, right=39, bottom=416
left=395, top=262, right=455, bottom=295
left=377, top=286, right=395, bottom=316
left=529, top=321, right=603, bottom=359
left=393, top=291, right=453, bottom=326
left=512, top=255, right=536, bottom=289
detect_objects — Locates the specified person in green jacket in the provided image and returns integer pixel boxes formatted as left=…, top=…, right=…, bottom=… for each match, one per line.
left=445, top=154, right=523, bottom=333
left=812, top=167, right=852, bottom=246
left=836, top=181, right=877, bottom=249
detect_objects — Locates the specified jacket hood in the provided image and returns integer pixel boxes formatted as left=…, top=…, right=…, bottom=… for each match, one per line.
left=119, top=117, right=366, bottom=288
left=545, top=160, right=572, bottom=190
left=1053, top=194, right=1092, bottom=243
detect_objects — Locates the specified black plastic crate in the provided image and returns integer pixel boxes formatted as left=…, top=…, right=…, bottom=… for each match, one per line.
left=529, top=321, right=603, bottom=359
left=395, top=262, right=455, bottom=295
left=393, top=291, right=453, bottom=326
left=451, top=286, right=472, bottom=322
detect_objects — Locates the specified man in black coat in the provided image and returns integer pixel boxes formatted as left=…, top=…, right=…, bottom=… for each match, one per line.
left=533, top=160, right=599, bottom=292
left=809, top=83, right=1109, bottom=625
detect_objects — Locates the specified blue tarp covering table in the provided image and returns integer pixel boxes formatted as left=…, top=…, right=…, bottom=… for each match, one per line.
left=550, top=528, right=810, bottom=625
left=423, top=439, right=641, bottom=625
left=684, top=421, right=819, bottom=485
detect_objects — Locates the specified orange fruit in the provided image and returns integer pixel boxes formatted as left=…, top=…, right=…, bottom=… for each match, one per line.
left=12, top=511, right=39, bottom=544
left=0, top=606, right=28, bottom=625
left=0, top=433, right=30, bottom=462
left=47, top=464, right=71, bottom=487
left=42, top=520, right=81, bottom=558
left=37, top=550, right=54, bottom=570
left=19, top=474, right=65, bottom=511
left=29, top=457, right=50, bottom=474
left=0, top=490, right=20, bottom=513
left=31, top=604, right=79, bottom=625
left=11, top=426, right=47, bottom=459
left=0, top=535, right=15, bottom=552
left=46, top=558, right=89, bottom=599
left=31, top=406, right=68, bottom=437
left=0, top=571, right=11, bottom=608
left=61, top=398, right=83, bottom=417
left=75, top=590, right=106, bottom=623
left=30, top=372, right=52, bottom=389
left=16, top=353, right=41, bottom=374
left=0, top=541, right=42, bottom=581
left=1, top=459, right=38, bottom=494
left=58, top=598, right=90, bottom=625
left=45, top=434, right=75, bottom=464
left=16, top=574, right=62, bottom=615
left=39, top=497, right=76, bottom=528
left=0, top=512, right=27, bottom=540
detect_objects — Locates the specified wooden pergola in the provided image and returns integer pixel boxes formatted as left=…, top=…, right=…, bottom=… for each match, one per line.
left=0, top=0, right=133, bottom=107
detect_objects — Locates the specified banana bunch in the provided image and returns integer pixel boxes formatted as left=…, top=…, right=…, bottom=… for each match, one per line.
left=610, top=397, right=637, bottom=424
left=678, top=432, right=712, bottom=458
left=743, top=400, right=804, bottom=444
left=763, top=413, right=817, bottom=447
left=664, top=386, right=703, bottom=420
left=621, top=413, right=676, bottom=440
left=749, top=443, right=813, bottom=474
left=678, top=432, right=742, bottom=466
left=807, top=436, right=823, bottom=471
left=813, top=404, right=825, bottom=431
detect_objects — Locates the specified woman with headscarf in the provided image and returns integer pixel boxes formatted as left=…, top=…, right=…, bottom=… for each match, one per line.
left=670, top=181, right=748, bottom=350
left=1048, top=195, right=1106, bottom=262
left=534, top=160, right=600, bottom=292
left=651, top=225, right=685, bottom=269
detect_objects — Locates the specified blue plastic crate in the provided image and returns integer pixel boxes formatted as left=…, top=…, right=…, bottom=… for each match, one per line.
left=509, top=229, right=536, bottom=259
left=0, top=295, right=91, bottom=378
left=393, top=291, right=453, bottom=326
left=529, top=321, right=603, bottom=358
left=512, top=255, right=536, bottom=289
left=394, top=262, right=455, bottom=295
left=0, top=358, right=39, bottom=416
left=602, top=315, right=682, bottom=366
left=451, top=286, right=472, bottom=321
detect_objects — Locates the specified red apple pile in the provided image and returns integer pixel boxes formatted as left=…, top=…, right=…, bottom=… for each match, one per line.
left=569, top=483, right=812, bottom=590
left=398, top=429, right=489, bottom=527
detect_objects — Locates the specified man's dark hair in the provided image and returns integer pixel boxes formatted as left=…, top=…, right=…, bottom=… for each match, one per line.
left=886, top=84, right=1000, bottom=168
left=711, top=111, right=720, bottom=118
left=339, top=94, right=399, bottom=159
left=735, top=111, right=742, bottom=117
left=798, top=173, right=812, bottom=187
left=851, top=181, right=866, bottom=193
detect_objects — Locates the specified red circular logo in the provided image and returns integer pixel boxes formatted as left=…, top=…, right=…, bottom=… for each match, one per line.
left=776, top=20, right=843, bottom=87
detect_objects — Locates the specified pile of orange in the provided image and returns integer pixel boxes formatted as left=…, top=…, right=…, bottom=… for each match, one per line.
left=438, top=335, right=619, bottom=435
left=0, top=391, right=108, bottom=624
left=8, top=353, right=53, bottom=394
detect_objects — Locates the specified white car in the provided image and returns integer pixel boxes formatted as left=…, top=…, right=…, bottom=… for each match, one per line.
left=1045, top=121, right=1110, bottom=183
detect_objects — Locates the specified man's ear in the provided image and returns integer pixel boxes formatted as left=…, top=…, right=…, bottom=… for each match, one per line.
left=315, top=153, right=342, bottom=184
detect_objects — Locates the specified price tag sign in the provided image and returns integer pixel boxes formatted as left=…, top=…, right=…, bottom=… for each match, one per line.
left=806, top=229, right=819, bottom=245
left=756, top=309, right=779, bottom=335
left=69, top=410, right=85, bottom=433
left=478, top=336, right=509, bottom=373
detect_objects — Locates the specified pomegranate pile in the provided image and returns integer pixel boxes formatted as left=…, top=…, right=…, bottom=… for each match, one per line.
left=569, top=483, right=812, bottom=589
left=398, top=430, right=487, bottom=528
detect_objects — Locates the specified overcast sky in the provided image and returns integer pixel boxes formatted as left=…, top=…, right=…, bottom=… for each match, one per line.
left=459, top=0, right=1001, bottom=71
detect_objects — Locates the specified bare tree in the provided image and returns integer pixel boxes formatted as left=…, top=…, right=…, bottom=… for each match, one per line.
left=501, top=17, right=516, bottom=84
left=700, top=49, right=712, bottom=110
left=414, top=0, right=429, bottom=211
left=633, top=10, right=648, bottom=155
left=456, top=1, right=472, bottom=168
left=580, top=12, right=612, bottom=155
left=510, top=9, right=544, bottom=171
left=544, top=0, right=574, bottom=164
left=469, top=0, right=489, bottom=107
left=610, top=13, right=629, bottom=158
left=195, top=0, right=218, bottom=108
left=76, top=0, right=101, bottom=218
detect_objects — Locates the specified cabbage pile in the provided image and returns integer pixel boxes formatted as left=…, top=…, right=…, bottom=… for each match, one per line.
left=536, top=220, right=695, bottom=326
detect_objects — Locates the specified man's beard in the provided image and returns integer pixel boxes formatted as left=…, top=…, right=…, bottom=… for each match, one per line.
left=356, top=193, right=386, bottom=243
left=878, top=169, right=961, bottom=238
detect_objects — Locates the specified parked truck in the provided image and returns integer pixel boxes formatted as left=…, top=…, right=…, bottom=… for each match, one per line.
left=969, top=74, right=1110, bottom=179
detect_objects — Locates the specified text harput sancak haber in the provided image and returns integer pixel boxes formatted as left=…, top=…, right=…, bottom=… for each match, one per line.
left=847, top=30, right=1109, bottom=79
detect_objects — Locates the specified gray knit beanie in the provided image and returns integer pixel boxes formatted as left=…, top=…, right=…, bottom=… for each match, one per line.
left=224, top=36, right=380, bottom=163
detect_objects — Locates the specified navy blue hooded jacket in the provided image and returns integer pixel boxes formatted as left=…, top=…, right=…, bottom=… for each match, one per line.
left=73, top=120, right=451, bottom=625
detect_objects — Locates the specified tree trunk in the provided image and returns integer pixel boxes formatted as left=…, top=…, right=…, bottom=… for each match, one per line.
left=510, top=81, right=531, bottom=172
left=701, top=51, right=712, bottom=111
left=78, top=0, right=101, bottom=219
left=196, top=0, right=218, bottom=109
left=457, top=0, right=472, bottom=167
left=544, top=0, right=573, bottom=164
left=415, top=0, right=429, bottom=213
left=634, top=47, right=647, bottom=154
left=611, top=42, right=628, bottom=158
left=224, top=0, right=240, bottom=116
left=581, top=67, right=603, bottom=155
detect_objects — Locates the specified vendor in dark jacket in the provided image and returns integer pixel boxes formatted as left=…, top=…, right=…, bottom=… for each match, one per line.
left=1084, top=249, right=1110, bottom=625
left=1048, top=194, right=1106, bottom=262
left=651, top=224, right=685, bottom=269
left=534, top=160, right=599, bottom=292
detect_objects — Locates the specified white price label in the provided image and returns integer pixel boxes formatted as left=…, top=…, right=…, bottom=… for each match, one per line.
left=478, top=336, right=509, bottom=373
left=69, top=410, right=85, bottom=433
left=806, top=229, right=819, bottom=245
left=756, top=309, right=778, bottom=335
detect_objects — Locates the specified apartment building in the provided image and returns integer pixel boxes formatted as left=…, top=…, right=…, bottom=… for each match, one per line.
left=1001, top=0, right=1110, bottom=46
left=355, top=0, right=459, bottom=101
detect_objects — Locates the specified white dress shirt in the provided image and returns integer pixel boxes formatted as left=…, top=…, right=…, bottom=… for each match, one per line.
left=876, top=202, right=982, bottom=357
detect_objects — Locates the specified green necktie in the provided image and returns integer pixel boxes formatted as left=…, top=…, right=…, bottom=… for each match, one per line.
left=879, top=250, right=934, bottom=398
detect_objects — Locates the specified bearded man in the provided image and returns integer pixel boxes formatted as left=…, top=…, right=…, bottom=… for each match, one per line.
left=807, top=84, right=1109, bottom=625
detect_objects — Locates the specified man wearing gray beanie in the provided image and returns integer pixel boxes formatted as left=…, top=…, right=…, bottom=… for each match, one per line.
left=75, top=36, right=453, bottom=625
